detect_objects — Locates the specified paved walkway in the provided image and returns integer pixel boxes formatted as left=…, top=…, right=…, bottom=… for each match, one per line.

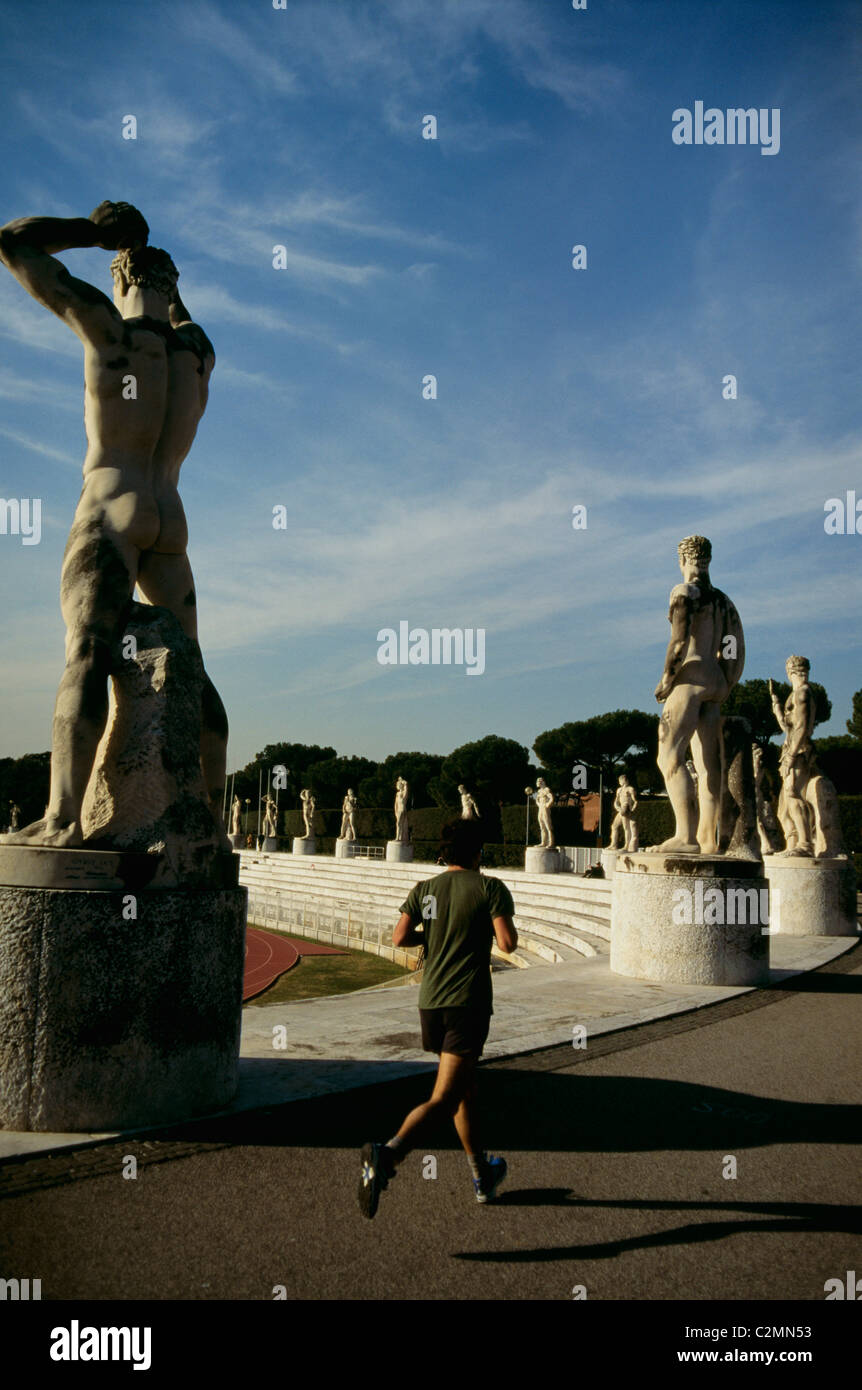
left=0, top=941, right=859, bottom=1302
left=0, top=932, right=855, bottom=1159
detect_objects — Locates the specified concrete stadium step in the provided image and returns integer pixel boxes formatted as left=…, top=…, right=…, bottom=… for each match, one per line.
left=237, top=851, right=614, bottom=970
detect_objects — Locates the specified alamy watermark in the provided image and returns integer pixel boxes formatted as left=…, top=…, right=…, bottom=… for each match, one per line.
left=672, top=102, right=780, bottom=156
left=0, top=497, right=41, bottom=544
left=672, top=881, right=778, bottom=932
left=377, top=622, right=485, bottom=675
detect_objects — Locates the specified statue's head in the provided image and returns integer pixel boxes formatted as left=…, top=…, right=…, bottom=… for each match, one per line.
left=619, top=774, right=628, bottom=785
left=678, top=534, right=711, bottom=577
left=537, top=776, right=546, bottom=787
left=110, top=245, right=178, bottom=307
left=458, top=784, right=466, bottom=793
left=786, top=654, right=810, bottom=680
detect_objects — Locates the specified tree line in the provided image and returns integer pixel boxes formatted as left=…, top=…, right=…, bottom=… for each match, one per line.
left=4, top=682, right=861, bottom=828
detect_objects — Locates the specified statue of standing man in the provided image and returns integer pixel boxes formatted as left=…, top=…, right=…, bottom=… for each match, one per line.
left=651, top=535, right=744, bottom=854
left=769, top=657, right=844, bottom=857
left=458, top=785, right=479, bottom=820
left=0, top=201, right=228, bottom=849
left=609, top=775, right=638, bottom=851
left=341, top=789, right=358, bottom=841
left=394, top=777, right=410, bottom=843
left=535, top=777, right=555, bottom=849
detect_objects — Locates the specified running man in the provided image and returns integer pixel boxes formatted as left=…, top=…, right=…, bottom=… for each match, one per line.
left=358, top=818, right=518, bottom=1218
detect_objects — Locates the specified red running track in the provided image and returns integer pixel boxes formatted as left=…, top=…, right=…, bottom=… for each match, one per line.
left=243, top=928, right=348, bottom=1001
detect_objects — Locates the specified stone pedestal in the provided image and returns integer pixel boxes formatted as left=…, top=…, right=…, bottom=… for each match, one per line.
left=610, top=852, right=769, bottom=985
left=335, top=838, right=354, bottom=859
left=293, top=837, right=316, bottom=856
left=262, top=836, right=278, bottom=852
left=0, top=846, right=246, bottom=1132
left=601, top=849, right=618, bottom=878
left=386, top=841, right=413, bottom=863
left=525, top=846, right=561, bottom=874
left=230, top=833, right=244, bottom=850
left=763, top=855, right=858, bottom=936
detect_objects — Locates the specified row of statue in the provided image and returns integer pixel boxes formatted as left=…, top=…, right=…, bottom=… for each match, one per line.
left=230, top=775, right=471, bottom=844
left=228, top=537, right=842, bottom=863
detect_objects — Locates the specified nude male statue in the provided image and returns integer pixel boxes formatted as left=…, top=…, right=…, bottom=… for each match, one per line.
left=300, top=788, right=316, bottom=839
left=769, top=657, right=844, bottom=857
left=230, top=795, right=242, bottom=838
left=341, top=790, right=357, bottom=841
left=609, top=774, right=638, bottom=851
left=535, top=777, right=555, bottom=849
left=394, top=777, right=410, bottom=843
left=262, top=796, right=278, bottom=840
left=0, top=202, right=228, bottom=849
left=651, top=535, right=744, bottom=854
left=458, top=784, right=479, bottom=820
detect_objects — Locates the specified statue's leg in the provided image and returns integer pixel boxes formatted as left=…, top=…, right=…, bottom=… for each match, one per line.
left=690, top=702, right=722, bottom=854
left=785, top=764, right=814, bottom=854
left=137, top=549, right=229, bottom=840
left=654, top=687, right=700, bottom=851
left=3, top=522, right=138, bottom=847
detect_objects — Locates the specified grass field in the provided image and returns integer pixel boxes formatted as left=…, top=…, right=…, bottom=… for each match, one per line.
left=246, top=927, right=415, bottom=1005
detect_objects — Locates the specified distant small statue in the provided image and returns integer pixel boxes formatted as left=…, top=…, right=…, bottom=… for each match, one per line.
left=229, top=795, right=242, bottom=836
left=340, top=789, right=357, bottom=841
left=262, top=795, right=278, bottom=839
left=770, top=657, right=845, bottom=856
left=394, top=777, right=410, bottom=843
left=300, top=789, right=316, bottom=839
left=609, top=775, right=638, bottom=851
left=458, top=785, right=479, bottom=820
left=752, top=744, right=782, bottom=855
left=9, top=803, right=20, bottom=832
left=535, top=777, right=555, bottom=849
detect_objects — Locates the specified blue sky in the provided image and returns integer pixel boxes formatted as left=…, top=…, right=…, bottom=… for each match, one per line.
left=0, top=0, right=860, bottom=774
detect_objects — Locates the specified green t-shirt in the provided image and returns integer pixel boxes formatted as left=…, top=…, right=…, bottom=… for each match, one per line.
left=400, top=869, right=515, bottom=1013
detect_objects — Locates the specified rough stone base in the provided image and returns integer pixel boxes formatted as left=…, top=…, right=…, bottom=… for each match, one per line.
left=0, top=871, right=247, bottom=1132
left=334, top=838, right=354, bottom=859
left=763, top=855, right=859, bottom=936
left=386, top=841, right=413, bottom=862
left=262, top=837, right=278, bottom=852
left=601, top=849, right=618, bottom=879
left=525, top=846, right=561, bottom=873
left=293, top=837, right=316, bottom=855
left=610, top=852, right=769, bottom=985
left=230, top=834, right=245, bottom=851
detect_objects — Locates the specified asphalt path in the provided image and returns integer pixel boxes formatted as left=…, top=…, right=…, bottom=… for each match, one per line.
left=1, top=945, right=860, bottom=1305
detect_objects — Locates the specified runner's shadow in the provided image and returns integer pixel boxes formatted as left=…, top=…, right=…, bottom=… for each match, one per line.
left=453, top=1198, right=862, bottom=1262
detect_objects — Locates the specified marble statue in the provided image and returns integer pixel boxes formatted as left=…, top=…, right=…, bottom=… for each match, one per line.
left=262, top=796, right=278, bottom=839
left=535, top=777, right=555, bottom=849
left=458, top=784, right=479, bottom=820
left=300, top=789, right=316, bottom=838
left=752, top=744, right=782, bottom=855
left=9, top=804, right=20, bottom=832
left=340, top=789, right=358, bottom=841
left=0, top=202, right=227, bottom=851
left=609, top=774, right=638, bottom=851
left=651, top=535, right=744, bottom=854
left=770, top=657, right=845, bottom=857
left=394, top=777, right=410, bottom=843
left=230, top=795, right=242, bottom=837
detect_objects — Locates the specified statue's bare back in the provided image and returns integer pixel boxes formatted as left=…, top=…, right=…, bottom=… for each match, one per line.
left=0, top=203, right=227, bottom=848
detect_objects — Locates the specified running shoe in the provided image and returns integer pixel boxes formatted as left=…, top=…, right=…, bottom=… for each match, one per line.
left=473, top=1154, right=507, bottom=1204
left=358, top=1141, right=394, bottom=1219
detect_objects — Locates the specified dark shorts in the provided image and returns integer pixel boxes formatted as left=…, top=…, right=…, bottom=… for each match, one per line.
left=419, top=1007, right=491, bottom=1059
